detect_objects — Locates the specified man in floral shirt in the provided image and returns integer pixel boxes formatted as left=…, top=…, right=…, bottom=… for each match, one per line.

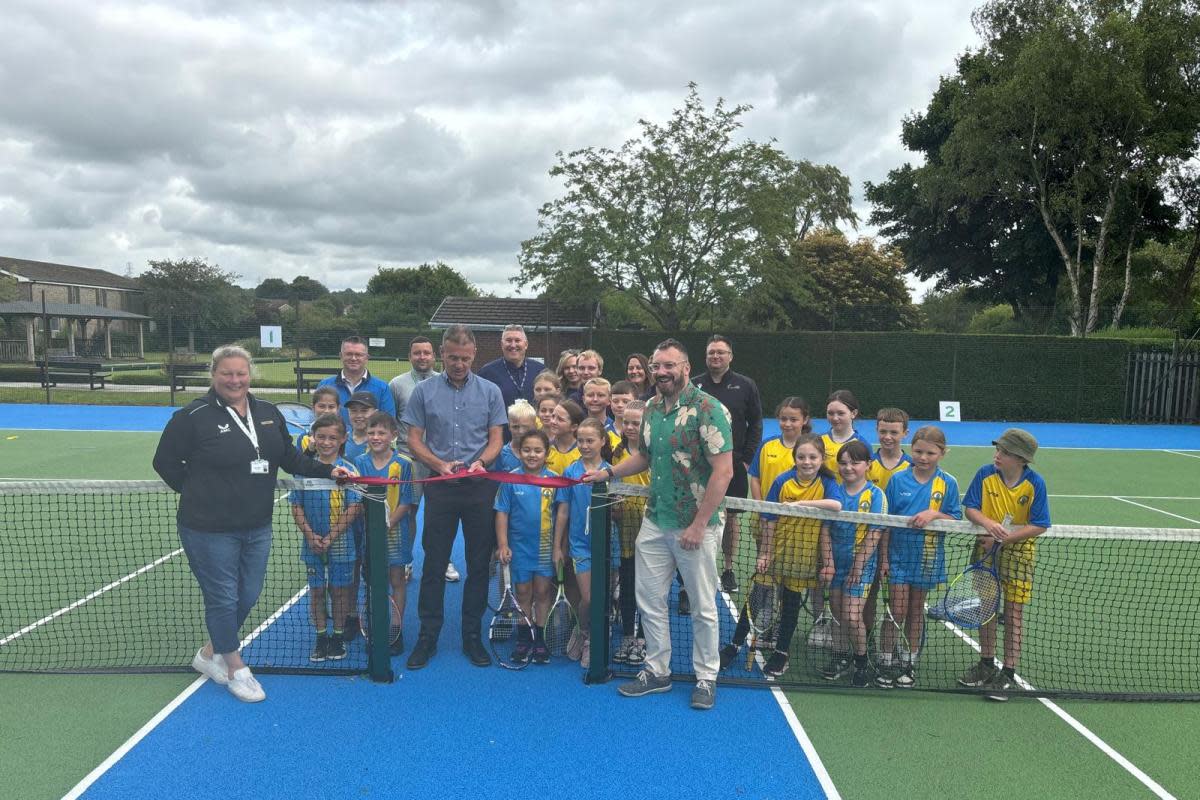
left=588, top=338, right=733, bottom=710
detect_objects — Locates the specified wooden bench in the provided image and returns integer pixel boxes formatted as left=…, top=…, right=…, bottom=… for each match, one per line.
left=36, top=359, right=111, bottom=390
left=166, top=363, right=211, bottom=391
left=294, top=366, right=342, bottom=393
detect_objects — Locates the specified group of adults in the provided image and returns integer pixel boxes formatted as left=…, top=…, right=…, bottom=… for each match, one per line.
left=155, top=322, right=762, bottom=710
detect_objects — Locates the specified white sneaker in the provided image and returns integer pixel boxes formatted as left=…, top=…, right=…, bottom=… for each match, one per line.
left=192, top=647, right=229, bottom=685
left=227, top=667, right=266, bottom=703
left=580, top=635, right=591, bottom=669
left=445, top=562, right=461, bottom=582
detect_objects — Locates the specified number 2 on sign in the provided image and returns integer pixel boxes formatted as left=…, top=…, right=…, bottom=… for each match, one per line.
left=939, top=401, right=961, bottom=422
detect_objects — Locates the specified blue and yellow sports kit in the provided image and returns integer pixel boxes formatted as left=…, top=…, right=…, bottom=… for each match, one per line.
left=884, top=467, right=962, bottom=590
left=762, top=470, right=843, bottom=592
left=963, top=464, right=1051, bottom=604
left=545, top=443, right=579, bottom=477
left=494, top=443, right=520, bottom=473
left=613, top=447, right=650, bottom=559
left=342, top=436, right=369, bottom=463
left=353, top=451, right=415, bottom=568
left=821, top=430, right=871, bottom=481
left=556, top=459, right=610, bottom=575
left=867, top=450, right=912, bottom=490
left=494, top=468, right=559, bottom=585
left=831, top=484, right=887, bottom=597
left=748, top=436, right=796, bottom=498
left=290, top=457, right=361, bottom=588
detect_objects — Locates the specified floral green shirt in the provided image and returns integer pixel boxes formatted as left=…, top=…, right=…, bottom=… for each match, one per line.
left=640, top=382, right=734, bottom=528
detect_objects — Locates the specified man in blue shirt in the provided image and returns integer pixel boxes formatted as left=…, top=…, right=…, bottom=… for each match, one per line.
left=402, top=325, right=506, bottom=669
left=317, top=336, right=396, bottom=425
left=476, top=324, right=543, bottom=440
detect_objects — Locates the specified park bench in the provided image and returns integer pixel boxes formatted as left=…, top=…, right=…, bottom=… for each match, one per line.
left=36, top=359, right=111, bottom=390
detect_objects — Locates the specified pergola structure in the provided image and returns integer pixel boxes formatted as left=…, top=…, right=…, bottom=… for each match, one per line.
left=0, top=300, right=150, bottom=361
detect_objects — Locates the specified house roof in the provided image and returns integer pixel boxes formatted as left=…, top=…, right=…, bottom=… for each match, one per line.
left=0, top=301, right=150, bottom=321
left=0, top=256, right=143, bottom=291
left=429, top=297, right=590, bottom=331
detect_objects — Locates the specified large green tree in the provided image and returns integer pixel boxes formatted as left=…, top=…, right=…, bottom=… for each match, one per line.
left=870, top=0, right=1200, bottom=336
left=516, top=84, right=856, bottom=330
left=138, top=258, right=250, bottom=352
left=357, top=261, right=477, bottom=328
left=743, top=231, right=920, bottom=331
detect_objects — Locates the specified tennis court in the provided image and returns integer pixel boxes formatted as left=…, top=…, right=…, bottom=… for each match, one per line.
left=1, top=406, right=1198, bottom=799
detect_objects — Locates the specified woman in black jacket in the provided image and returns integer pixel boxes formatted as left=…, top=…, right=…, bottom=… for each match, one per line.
left=153, top=345, right=350, bottom=702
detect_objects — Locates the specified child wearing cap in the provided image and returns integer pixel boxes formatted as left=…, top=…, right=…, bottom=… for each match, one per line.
left=957, top=428, right=1051, bottom=701
left=343, top=392, right=376, bottom=462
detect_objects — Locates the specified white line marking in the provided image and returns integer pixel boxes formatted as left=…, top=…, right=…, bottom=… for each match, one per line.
left=934, top=616, right=1176, bottom=799
left=0, top=549, right=185, bottom=646
left=717, top=587, right=841, bottom=800
left=1051, top=494, right=1200, bottom=500
left=1165, top=450, right=1200, bottom=460
left=0, top=428, right=162, bottom=434
left=1113, top=497, right=1200, bottom=526
left=60, top=584, right=309, bottom=800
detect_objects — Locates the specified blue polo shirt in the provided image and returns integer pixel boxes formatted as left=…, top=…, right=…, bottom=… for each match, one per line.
left=316, top=370, right=397, bottom=426
left=401, top=371, right=507, bottom=464
left=476, top=357, right=544, bottom=408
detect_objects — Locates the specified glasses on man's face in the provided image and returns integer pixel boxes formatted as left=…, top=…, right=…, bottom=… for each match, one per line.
left=343, top=352, right=367, bottom=360
left=649, top=361, right=682, bottom=372
left=706, top=350, right=731, bottom=357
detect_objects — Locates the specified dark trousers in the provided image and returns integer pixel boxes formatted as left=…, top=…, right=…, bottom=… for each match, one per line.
left=418, top=478, right=498, bottom=641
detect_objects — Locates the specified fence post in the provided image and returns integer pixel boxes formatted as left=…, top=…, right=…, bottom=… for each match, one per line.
left=40, top=292, right=50, bottom=405
left=584, top=482, right=612, bottom=685
left=294, top=304, right=303, bottom=402
left=365, top=483, right=395, bottom=683
left=167, top=309, right=176, bottom=408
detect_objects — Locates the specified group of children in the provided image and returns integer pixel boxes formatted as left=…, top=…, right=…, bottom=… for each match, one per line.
left=286, top=364, right=1051, bottom=701
left=289, top=388, right=415, bottom=662
left=717, top=389, right=1049, bottom=700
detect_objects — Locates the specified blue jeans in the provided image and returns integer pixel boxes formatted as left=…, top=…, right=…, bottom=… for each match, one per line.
left=178, top=523, right=272, bottom=655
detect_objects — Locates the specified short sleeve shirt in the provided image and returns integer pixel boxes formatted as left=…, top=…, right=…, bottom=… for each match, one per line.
left=640, top=382, right=733, bottom=528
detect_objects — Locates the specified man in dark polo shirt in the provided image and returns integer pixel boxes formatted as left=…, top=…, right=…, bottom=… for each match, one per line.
left=402, top=324, right=506, bottom=669
left=476, top=324, right=543, bottom=440
left=691, top=334, right=763, bottom=595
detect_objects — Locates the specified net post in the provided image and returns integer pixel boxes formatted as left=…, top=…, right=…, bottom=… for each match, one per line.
left=584, top=480, right=613, bottom=684
left=365, top=483, right=394, bottom=683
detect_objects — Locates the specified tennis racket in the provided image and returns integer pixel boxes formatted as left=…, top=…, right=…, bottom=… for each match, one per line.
left=358, top=584, right=403, bottom=650
left=544, top=561, right=577, bottom=658
left=744, top=577, right=780, bottom=670
left=487, top=556, right=504, bottom=613
left=806, top=595, right=842, bottom=676
left=872, top=583, right=927, bottom=687
left=276, top=401, right=316, bottom=436
left=940, top=542, right=1002, bottom=629
left=489, top=563, right=532, bottom=670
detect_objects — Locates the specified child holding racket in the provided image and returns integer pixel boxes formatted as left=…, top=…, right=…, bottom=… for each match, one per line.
left=353, top=412, right=414, bottom=656
left=296, top=386, right=340, bottom=455
left=876, top=425, right=962, bottom=688
left=721, top=434, right=842, bottom=677
left=821, top=389, right=870, bottom=480
left=554, top=417, right=613, bottom=669
left=825, top=440, right=886, bottom=687
left=863, top=407, right=912, bottom=637
left=958, top=428, right=1050, bottom=701
left=612, top=400, right=649, bottom=664
left=546, top=399, right=584, bottom=476
left=289, top=413, right=362, bottom=662
left=496, top=399, right=538, bottom=472
left=493, top=428, right=559, bottom=665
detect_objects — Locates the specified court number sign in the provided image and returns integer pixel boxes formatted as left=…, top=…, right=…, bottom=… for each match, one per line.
left=939, top=401, right=961, bottom=422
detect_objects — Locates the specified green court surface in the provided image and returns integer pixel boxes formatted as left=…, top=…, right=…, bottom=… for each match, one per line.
left=0, top=432, right=1197, bottom=799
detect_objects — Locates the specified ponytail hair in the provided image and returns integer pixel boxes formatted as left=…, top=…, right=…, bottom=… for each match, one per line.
left=577, top=417, right=614, bottom=463
left=793, top=432, right=836, bottom=481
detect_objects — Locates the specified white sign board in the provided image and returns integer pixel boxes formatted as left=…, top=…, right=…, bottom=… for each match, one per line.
left=260, top=325, right=283, bottom=349
left=939, top=401, right=961, bottom=422
left=369, top=337, right=385, bottom=348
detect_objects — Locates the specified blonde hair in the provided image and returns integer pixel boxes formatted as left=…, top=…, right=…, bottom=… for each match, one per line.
left=910, top=425, right=948, bottom=451
left=583, top=377, right=611, bottom=395
left=507, top=398, right=536, bottom=421
left=577, top=349, right=605, bottom=371
left=533, top=370, right=561, bottom=390
left=210, top=345, right=254, bottom=375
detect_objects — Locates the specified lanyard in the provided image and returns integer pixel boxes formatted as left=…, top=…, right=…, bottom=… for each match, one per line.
left=226, top=404, right=261, bottom=459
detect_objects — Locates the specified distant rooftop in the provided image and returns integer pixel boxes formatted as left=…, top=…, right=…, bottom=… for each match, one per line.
left=430, top=296, right=589, bottom=331
left=0, top=256, right=142, bottom=291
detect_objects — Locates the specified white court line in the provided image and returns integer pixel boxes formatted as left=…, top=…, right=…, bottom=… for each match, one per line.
left=1113, top=497, right=1200, bottom=526
left=0, top=428, right=161, bottom=434
left=0, top=549, right=184, bottom=646
left=1165, top=450, right=1200, bottom=460
left=1051, top=494, right=1200, bottom=500
left=718, top=587, right=842, bottom=800
left=934, top=616, right=1176, bottom=799
left=61, top=584, right=310, bottom=800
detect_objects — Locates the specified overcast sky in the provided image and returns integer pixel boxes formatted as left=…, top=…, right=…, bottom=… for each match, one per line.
left=0, top=1, right=979, bottom=298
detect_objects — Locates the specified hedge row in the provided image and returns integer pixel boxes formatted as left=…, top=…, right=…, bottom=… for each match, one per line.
left=592, top=330, right=1130, bottom=422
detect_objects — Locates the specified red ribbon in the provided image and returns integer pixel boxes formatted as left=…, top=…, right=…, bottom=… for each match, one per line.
left=341, top=470, right=586, bottom=490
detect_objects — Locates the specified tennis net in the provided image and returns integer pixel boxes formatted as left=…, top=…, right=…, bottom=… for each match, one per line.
left=0, top=479, right=391, bottom=676
left=599, top=482, right=1200, bottom=700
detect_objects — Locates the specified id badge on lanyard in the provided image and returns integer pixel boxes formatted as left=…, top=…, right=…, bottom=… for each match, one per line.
left=227, top=404, right=269, bottom=474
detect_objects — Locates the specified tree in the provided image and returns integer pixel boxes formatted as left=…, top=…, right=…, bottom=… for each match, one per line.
left=138, top=258, right=249, bottom=353
left=743, top=231, right=919, bottom=331
left=516, top=84, right=856, bottom=330
left=869, top=0, right=1200, bottom=335
left=289, top=276, right=329, bottom=301
left=254, top=278, right=290, bottom=299
left=357, top=261, right=477, bottom=328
